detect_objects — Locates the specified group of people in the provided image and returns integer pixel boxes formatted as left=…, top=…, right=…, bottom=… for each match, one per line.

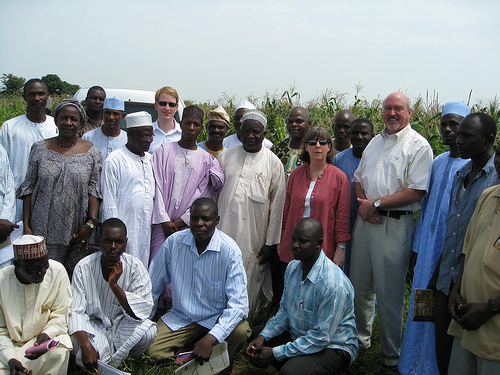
left=0, top=79, right=498, bottom=375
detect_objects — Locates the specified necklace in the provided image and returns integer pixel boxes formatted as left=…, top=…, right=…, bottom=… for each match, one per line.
left=56, top=137, right=78, bottom=148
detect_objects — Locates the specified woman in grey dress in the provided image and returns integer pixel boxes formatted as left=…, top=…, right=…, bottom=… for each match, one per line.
left=19, top=99, right=102, bottom=266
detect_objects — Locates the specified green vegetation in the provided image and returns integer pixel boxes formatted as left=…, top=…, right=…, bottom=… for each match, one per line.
left=1, top=87, right=498, bottom=373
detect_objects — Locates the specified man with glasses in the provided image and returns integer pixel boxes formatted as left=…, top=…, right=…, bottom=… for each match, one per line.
left=101, top=111, right=155, bottom=267
left=149, top=86, right=181, bottom=153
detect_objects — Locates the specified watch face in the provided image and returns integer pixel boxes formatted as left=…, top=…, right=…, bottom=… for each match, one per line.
left=374, top=199, right=381, bottom=208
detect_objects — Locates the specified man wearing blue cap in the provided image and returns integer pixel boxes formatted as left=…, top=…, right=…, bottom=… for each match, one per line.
left=398, top=102, right=470, bottom=375
left=430, top=112, right=498, bottom=374
left=82, top=97, right=127, bottom=161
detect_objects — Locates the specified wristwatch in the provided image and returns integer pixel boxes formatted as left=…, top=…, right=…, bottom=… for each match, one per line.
left=86, top=221, right=95, bottom=230
left=373, top=199, right=382, bottom=210
left=488, top=299, right=499, bottom=314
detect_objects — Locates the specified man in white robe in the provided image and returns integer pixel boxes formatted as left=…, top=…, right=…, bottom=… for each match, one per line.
left=0, top=235, right=72, bottom=375
left=0, top=79, right=58, bottom=222
left=82, top=97, right=127, bottom=161
left=0, top=144, right=17, bottom=268
left=101, top=111, right=155, bottom=266
left=69, top=218, right=157, bottom=371
left=223, top=100, right=273, bottom=150
left=218, top=110, right=286, bottom=311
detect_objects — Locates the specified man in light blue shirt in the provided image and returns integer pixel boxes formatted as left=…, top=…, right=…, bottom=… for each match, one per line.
left=147, top=198, right=250, bottom=373
left=246, top=217, right=358, bottom=375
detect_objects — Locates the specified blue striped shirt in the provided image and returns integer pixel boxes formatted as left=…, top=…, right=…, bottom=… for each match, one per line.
left=260, top=251, right=358, bottom=363
left=148, top=228, right=248, bottom=343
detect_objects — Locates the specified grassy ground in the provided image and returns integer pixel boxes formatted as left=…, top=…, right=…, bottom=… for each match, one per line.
left=68, top=273, right=413, bottom=375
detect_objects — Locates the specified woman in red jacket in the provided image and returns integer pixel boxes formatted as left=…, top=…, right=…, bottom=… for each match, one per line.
left=279, top=126, right=351, bottom=268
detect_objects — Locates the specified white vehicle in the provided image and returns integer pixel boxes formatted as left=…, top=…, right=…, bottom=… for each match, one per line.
left=73, top=87, right=185, bottom=124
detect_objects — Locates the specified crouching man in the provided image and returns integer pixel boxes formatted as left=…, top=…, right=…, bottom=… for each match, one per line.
left=147, top=198, right=251, bottom=375
left=69, top=218, right=157, bottom=371
left=246, top=218, right=358, bottom=375
left=0, top=235, right=72, bottom=375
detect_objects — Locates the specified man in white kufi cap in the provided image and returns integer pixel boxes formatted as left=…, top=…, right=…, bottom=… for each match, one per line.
left=100, top=111, right=155, bottom=267
left=0, top=235, right=72, bottom=375
left=82, top=97, right=128, bottom=161
left=223, top=100, right=274, bottom=150
left=218, top=109, right=286, bottom=312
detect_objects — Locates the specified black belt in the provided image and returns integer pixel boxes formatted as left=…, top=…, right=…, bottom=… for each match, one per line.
left=377, top=210, right=413, bottom=219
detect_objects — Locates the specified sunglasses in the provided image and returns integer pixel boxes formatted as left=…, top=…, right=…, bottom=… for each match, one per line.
left=157, top=101, right=177, bottom=108
left=307, top=139, right=329, bottom=146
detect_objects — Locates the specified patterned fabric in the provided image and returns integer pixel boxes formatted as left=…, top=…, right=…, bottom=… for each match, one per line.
left=436, top=155, right=499, bottom=295
left=149, top=228, right=248, bottom=343
left=399, top=152, right=468, bottom=375
left=69, top=252, right=156, bottom=366
left=260, top=251, right=358, bottom=364
left=271, top=138, right=303, bottom=175
left=17, top=141, right=102, bottom=261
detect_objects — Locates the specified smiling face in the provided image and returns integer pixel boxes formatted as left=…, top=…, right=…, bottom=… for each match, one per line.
left=305, top=138, right=331, bottom=163
left=24, top=81, right=49, bottom=114
left=241, top=120, right=266, bottom=153
left=155, top=93, right=178, bottom=121
left=383, top=92, right=411, bottom=134
left=100, top=225, right=127, bottom=264
left=56, top=105, right=82, bottom=139
left=15, top=255, right=49, bottom=284
left=190, top=203, right=219, bottom=243
left=440, top=113, right=463, bottom=146
left=207, top=120, right=229, bottom=142
left=350, top=121, right=373, bottom=155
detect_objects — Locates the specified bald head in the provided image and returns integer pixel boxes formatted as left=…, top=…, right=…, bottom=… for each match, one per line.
left=287, top=107, right=312, bottom=143
left=382, top=92, right=412, bottom=134
left=333, top=110, right=355, bottom=149
left=294, top=217, right=323, bottom=240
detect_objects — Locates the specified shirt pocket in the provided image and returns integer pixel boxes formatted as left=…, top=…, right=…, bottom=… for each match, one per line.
left=297, top=307, right=316, bottom=332
left=386, top=155, right=406, bottom=178
left=249, top=173, right=270, bottom=204
left=203, top=279, right=225, bottom=305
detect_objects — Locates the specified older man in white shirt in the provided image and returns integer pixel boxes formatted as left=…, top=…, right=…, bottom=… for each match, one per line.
left=350, top=92, right=433, bottom=370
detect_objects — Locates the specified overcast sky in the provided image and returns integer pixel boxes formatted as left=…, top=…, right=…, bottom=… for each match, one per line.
left=1, top=0, right=498, bottom=107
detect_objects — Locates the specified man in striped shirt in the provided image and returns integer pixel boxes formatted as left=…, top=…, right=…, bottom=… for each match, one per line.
left=246, top=218, right=358, bottom=375
left=147, top=198, right=251, bottom=374
left=69, top=218, right=157, bottom=371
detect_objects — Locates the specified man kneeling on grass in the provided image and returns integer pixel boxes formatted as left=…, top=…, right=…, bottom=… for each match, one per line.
left=69, top=218, right=157, bottom=371
left=147, top=198, right=251, bottom=375
left=246, top=218, right=358, bottom=375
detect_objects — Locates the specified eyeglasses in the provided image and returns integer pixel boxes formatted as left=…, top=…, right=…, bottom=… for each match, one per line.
left=307, top=139, right=329, bottom=146
left=157, top=101, right=177, bottom=108
left=131, top=132, right=155, bottom=140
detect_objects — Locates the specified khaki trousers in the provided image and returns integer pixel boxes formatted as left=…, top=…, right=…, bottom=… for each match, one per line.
left=147, top=319, right=251, bottom=372
left=349, top=214, right=413, bottom=366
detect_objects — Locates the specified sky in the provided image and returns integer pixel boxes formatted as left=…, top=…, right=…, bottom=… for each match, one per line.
left=1, top=0, right=499, bottom=108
